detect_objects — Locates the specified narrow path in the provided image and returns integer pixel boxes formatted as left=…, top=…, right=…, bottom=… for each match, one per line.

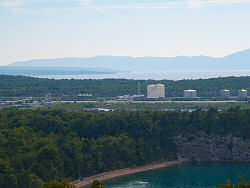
left=74, top=160, right=182, bottom=188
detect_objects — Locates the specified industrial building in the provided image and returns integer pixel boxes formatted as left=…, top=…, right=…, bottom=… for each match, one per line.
left=131, top=94, right=145, bottom=101
left=183, top=90, right=197, bottom=98
left=238, top=89, right=248, bottom=97
left=45, top=93, right=51, bottom=102
left=220, top=89, right=230, bottom=98
left=147, top=84, right=165, bottom=99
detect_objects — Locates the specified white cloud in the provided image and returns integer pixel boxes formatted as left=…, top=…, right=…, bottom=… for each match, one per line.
left=0, top=0, right=28, bottom=12
left=1, top=0, right=250, bottom=12
left=98, top=2, right=181, bottom=9
left=89, top=0, right=250, bottom=10
left=207, top=0, right=250, bottom=4
left=0, top=0, right=84, bottom=13
left=81, top=0, right=92, bottom=6
left=0, top=1, right=24, bottom=8
left=187, top=0, right=204, bottom=9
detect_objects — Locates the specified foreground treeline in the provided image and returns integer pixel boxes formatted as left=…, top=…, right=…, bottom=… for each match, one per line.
left=0, top=108, right=249, bottom=187
left=0, top=75, right=249, bottom=97
left=219, top=173, right=250, bottom=188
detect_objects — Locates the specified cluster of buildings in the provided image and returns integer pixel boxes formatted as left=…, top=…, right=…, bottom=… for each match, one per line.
left=146, top=84, right=248, bottom=99
left=77, top=93, right=93, bottom=97
left=40, top=85, right=248, bottom=105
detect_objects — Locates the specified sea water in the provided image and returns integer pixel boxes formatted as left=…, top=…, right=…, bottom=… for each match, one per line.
left=36, top=70, right=250, bottom=80
left=104, top=163, right=250, bottom=188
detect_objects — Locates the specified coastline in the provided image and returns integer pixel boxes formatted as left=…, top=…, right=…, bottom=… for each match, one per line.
left=73, top=160, right=182, bottom=188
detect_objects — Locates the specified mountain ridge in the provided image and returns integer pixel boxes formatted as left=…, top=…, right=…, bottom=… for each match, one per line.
left=7, top=49, right=250, bottom=72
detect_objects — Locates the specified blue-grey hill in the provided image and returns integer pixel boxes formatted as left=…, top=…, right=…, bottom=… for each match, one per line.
left=7, top=49, right=250, bottom=72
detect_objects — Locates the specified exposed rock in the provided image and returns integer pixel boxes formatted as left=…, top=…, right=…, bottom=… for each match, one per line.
left=173, top=134, right=250, bottom=162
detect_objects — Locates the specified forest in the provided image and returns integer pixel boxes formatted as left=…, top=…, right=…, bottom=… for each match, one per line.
left=0, top=108, right=249, bottom=188
left=0, top=75, right=249, bottom=97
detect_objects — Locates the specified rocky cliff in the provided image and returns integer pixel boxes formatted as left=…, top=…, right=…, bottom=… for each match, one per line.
left=174, top=133, right=250, bottom=162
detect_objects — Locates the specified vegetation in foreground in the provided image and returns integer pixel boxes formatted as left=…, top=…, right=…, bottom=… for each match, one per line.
left=91, top=180, right=105, bottom=188
left=44, top=175, right=250, bottom=188
left=44, top=179, right=75, bottom=188
left=0, top=108, right=249, bottom=187
left=219, top=174, right=250, bottom=188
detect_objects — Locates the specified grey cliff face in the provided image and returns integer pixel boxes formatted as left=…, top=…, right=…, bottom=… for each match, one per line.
left=174, top=134, right=250, bottom=162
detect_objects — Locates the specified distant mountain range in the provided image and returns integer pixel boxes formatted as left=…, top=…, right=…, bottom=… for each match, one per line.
left=5, top=49, right=250, bottom=73
left=0, top=66, right=118, bottom=76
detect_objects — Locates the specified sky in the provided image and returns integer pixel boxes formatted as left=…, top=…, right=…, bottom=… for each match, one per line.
left=1, top=0, right=250, bottom=65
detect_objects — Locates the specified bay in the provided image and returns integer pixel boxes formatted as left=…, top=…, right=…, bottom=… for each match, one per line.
left=103, top=163, right=250, bottom=188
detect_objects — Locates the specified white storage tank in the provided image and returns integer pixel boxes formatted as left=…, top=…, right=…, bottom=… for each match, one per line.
left=220, top=89, right=230, bottom=98
left=238, top=89, right=248, bottom=97
left=183, top=90, right=197, bottom=98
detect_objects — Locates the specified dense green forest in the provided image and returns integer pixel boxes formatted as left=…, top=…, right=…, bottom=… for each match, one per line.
left=0, top=75, right=249, bottom=97
left=0, top=108, right=249, bottom=187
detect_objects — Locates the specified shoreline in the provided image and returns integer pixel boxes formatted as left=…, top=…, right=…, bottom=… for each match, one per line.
left=73, top=160, right=182, bottom=188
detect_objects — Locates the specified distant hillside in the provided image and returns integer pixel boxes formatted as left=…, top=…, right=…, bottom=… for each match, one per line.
left=0, top=66, right=118, bottom=76
left=8, top=49, right=250, bottom=72
left=0, top=75, right=249, bottom=97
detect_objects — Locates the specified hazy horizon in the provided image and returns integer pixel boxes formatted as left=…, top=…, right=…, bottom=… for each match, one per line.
left=4, top=48, right=250, bottom=60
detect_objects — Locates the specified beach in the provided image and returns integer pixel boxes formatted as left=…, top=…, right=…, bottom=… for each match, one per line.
left=73, top=160, right=182, bottom=187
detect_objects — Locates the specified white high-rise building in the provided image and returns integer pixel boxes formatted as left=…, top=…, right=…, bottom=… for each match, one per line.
left=238, top=89, right=248, bottom=97
left=183, top=90, right=197, bottom=98
left=147, top=84, right=165, bottom=98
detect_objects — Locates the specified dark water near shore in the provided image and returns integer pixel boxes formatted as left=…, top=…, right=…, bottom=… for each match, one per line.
left=104, top=163, right=250, bottom=188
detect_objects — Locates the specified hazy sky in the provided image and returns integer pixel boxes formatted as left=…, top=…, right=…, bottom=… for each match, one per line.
left=1, top=0, right=250, bottom=65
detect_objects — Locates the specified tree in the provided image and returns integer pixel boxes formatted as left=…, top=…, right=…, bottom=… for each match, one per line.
left=219, top=173, right=250, bottom=188
left=43, top=179, right=76, bottom=188
left=91, top=179, right=105, bottom=188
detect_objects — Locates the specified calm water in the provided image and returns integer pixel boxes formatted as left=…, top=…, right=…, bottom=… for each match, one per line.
left=103, top=163, right=250, bottom=188
left=36, top=71, right=250, bottom=80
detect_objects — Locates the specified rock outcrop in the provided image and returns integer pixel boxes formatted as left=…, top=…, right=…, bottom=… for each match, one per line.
left=174, top=133, right=250, bottom=162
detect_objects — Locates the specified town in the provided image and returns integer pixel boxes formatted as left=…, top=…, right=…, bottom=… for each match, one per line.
left=0, top=83, right=249, bottom=110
